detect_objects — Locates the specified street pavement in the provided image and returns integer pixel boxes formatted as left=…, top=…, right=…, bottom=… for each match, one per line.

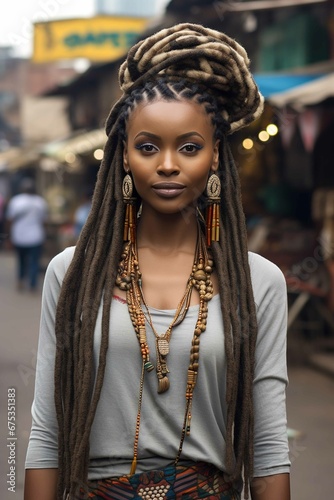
left=0, top=251, right=42, bottom=499
left=0, top=250, right=334, bottom=499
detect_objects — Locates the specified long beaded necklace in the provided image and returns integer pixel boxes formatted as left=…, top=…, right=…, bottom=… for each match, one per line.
left=140, top=278, right=193, bottom=394
left=116, top=226, right=214, bottom=474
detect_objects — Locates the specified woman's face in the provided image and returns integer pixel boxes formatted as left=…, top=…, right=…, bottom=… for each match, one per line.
left=123, top=98, right=219, bottom=216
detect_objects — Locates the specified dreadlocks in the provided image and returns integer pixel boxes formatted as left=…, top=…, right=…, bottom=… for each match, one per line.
left=54, top=23, right=264, bottom=499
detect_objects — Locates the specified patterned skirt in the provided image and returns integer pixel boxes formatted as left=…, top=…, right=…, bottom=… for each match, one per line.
left=81, top=461, right=241, bottom=499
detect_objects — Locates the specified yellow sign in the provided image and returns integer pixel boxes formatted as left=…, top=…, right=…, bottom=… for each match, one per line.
left=33, top=16, right=148, bottom=63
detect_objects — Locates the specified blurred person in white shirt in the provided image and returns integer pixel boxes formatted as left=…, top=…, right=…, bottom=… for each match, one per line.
left=6, top=177, right=48, bottom=291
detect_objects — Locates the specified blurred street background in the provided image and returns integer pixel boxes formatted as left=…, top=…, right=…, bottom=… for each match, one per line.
left=1, top=0, right=334, bottom=499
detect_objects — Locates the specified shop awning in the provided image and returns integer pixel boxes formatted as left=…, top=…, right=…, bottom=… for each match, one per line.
left=0, top=129, right=107, bottom=172
left=267, top=73, right=334, bottom=108
left=0, top=146, right=41, bottom=171
left=0, top=148, right=21, bottom=171
left=41, top=128, right=106, bottom=163
left=254, top=73, right=325, bottom=98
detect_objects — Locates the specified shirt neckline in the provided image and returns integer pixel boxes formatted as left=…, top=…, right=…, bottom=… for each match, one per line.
left=112, top=293, right=220, bottom=313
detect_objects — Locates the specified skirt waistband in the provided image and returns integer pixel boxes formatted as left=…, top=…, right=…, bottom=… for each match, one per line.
left=79, top=461, right=240, bottom=499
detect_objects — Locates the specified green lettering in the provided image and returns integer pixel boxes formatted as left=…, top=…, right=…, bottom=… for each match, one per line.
left=63, top=31, right=139, bottom=49
left=85, top=32, right=96, bottom=44
left=105, top=32, right=121, bottom=47
left=64, top=34, right=82, bottom=47
left=124, top=32, right=139, bottom=47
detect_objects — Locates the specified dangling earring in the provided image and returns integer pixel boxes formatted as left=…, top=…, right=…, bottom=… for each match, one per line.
left=206, top=173, right=221, bottom=247
left=122, top=173, right=136, bottom=243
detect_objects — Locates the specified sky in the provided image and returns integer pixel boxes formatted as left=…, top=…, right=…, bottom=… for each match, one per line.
left=0, top=0, right=169, bottom=58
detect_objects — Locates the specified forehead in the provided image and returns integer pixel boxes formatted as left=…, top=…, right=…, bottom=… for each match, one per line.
left=126, top=98, right=214, bottom=136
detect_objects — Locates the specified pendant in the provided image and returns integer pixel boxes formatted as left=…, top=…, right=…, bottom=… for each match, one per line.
left=158, top=375, right=170, bottom=394
left=156, top=356, right=170, bottom=394
left=157, top=338, right=169, bottom=356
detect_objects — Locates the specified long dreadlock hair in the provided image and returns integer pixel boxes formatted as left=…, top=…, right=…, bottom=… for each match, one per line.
left=54, top=23, right=264, bottom=499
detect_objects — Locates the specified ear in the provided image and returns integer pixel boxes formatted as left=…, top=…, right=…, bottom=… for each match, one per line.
left=211, top=140, right=220, bottom=172
left=123, top=140, right=130, bottom=173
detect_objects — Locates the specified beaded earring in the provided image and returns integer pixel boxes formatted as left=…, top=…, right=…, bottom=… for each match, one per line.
left=122, top=173, right=136, bottom=244
left=205, top=173, right=221, bottom=247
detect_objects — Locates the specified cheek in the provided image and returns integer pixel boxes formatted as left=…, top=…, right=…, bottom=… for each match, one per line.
left=197, top=175, right=210, bottom=197
left=187, top=161, right=212, bottom=188
left=182, top=172, right=209, bottom=203
left=130, top=169, right=148, bottom=195
left=126, top=153, right=146, bottom=183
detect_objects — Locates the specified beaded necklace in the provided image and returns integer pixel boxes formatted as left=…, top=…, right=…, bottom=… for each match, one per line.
left=116, top=226, right=214, bottom=474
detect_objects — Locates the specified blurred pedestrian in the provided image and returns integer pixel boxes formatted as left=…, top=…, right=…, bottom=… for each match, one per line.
left=319, top=197, right=334, bottom=313
left=0, top=191, right=6, bottom=248
left=73, top=187, right=93, bottom=239
left=312, top=188, right=334, bottom=312
left=6, top=177, right=48, bottom=291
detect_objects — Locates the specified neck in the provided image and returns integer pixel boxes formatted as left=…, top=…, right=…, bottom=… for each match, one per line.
left=136, top=209, right=199, bottom=253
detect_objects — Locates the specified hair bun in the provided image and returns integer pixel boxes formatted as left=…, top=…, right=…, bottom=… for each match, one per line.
left=119, top=23, right=264, bottom=134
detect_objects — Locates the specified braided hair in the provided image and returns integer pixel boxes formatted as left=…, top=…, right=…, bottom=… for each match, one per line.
left=54, top=23, right=264, bottom=499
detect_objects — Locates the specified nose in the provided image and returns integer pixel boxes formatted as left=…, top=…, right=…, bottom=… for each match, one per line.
left=156, top=150, right=180, bottom=176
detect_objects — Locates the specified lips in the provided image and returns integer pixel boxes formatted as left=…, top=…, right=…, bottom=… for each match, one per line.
left=152, top=182, right=186, bottom=198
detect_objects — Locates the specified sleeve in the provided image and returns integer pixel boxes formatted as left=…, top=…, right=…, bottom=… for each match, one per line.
left=25, top=248, right=74, bottom=469
left=250, top=253, right=291, bottom=477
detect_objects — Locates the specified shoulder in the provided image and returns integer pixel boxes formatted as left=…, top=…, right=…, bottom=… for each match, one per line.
left=248, top=251, right=286, bottom=286
left=48, top=245, right=75, bottom=272
left=248, top=251, right=287, bottom=306
left=248, top=254, right=288, bottom=345
left=39, top=247, right=76, bottom=312
left=7, top=194, right=21, bottom=208
left=34, top=195, right=48, bottom=207
left=6, top=196, right=20, bottom=216
left=45, top=246, right=76, bottom=288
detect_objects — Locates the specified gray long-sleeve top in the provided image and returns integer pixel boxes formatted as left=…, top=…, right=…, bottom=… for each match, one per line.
left=25, top=247, right=291, bottom=480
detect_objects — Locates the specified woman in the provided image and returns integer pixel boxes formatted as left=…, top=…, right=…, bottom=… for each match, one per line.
left=24, top=24, right=290, bottom=500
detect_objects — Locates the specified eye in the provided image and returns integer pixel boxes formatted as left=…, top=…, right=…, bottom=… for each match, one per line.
left=179, top=143, right=203, bottom=154
left=135, top=143, right=158, bottom=154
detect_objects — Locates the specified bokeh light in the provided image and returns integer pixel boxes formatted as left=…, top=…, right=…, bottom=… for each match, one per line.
left=266, top=124, right=279, bottom=136
left=242, top=138, right=254, bottom=150
left=258, top=131, right=270, bottom=142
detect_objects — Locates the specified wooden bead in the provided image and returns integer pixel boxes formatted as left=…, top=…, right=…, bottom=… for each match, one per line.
left=193, top=270, right=206, bottom=281
left=144, top=361, right=154, bottom=372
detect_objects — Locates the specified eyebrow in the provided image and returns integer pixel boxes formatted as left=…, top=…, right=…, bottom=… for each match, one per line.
left=134, top=131, right=205, bottom=140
